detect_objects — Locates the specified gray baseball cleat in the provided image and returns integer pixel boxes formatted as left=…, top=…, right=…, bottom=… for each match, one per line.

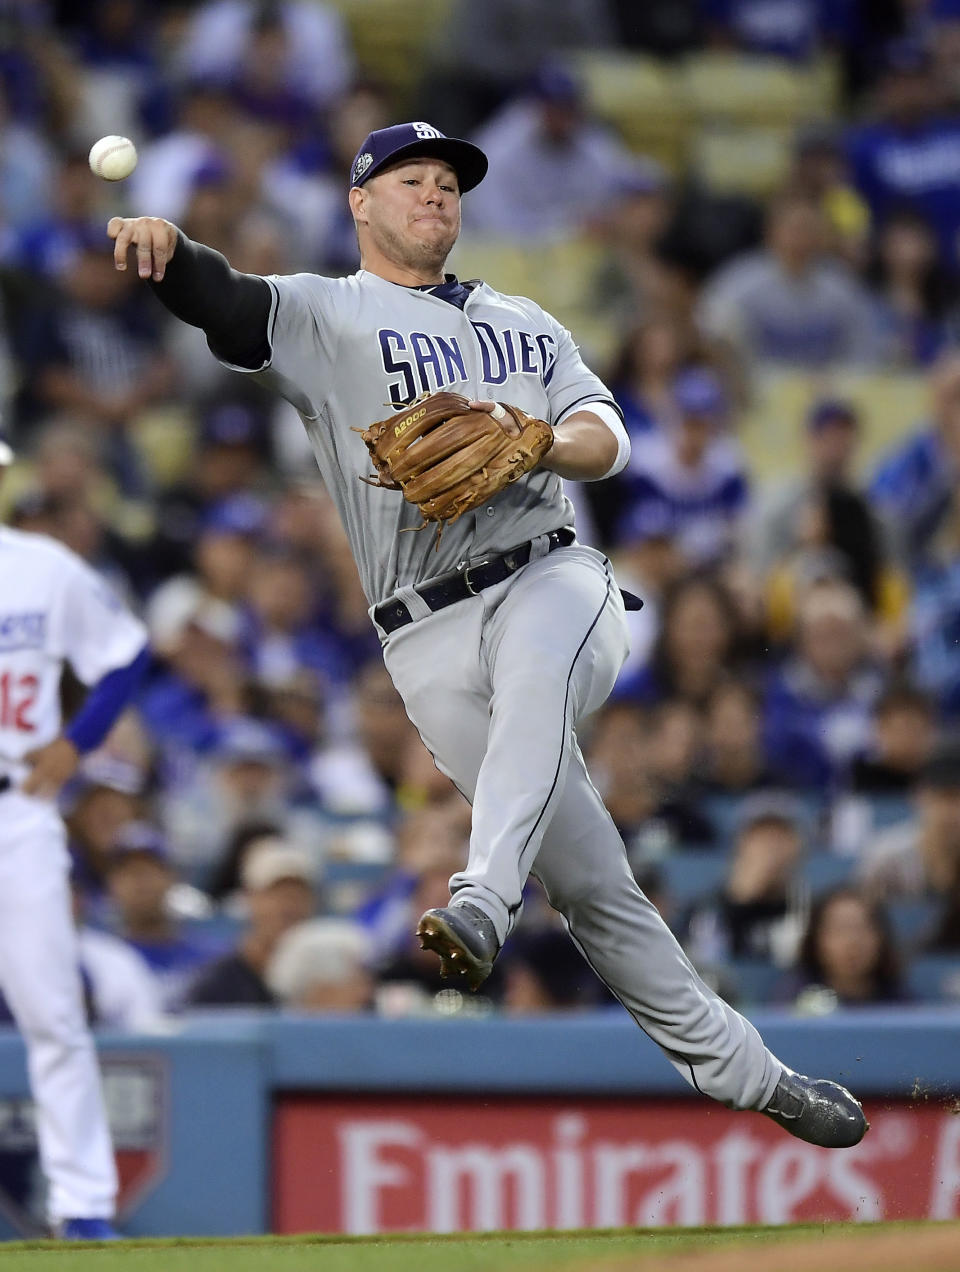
left=761, top=1068, right=868, bottom=1148
left=417, top=902, right=499, bottom=991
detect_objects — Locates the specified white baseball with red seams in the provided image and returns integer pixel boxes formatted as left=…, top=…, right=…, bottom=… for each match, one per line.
left=88, top=135, right=138, bottom=181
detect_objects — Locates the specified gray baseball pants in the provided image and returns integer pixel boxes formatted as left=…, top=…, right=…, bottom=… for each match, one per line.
left=381, top=538, right=782, bottom=1111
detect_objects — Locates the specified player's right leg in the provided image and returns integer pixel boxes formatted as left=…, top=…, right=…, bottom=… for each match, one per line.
left=0, top=797, right=117, bottom=1227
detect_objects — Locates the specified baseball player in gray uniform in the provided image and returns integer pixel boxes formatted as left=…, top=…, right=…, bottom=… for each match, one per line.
left=109, top=121, right=866, bottom=1148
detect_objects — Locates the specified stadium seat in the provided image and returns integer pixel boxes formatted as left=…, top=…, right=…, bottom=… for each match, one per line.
left=905, top=954, right=960, bottom=1002
left=727, top=957, right=783, bottom=1006
left=321, top=861, right=393, bottom=916
left=450, top=235, right=619, bottom=365
left=660, top=848, right=729, bottom=908
left=571, top=50, right=691, bottom=172
left=887, top=898, right=939, bottom=949
left=679, top=52, right=838, bottom=127
left=800, top=851, right=854, bottom=896
left=691, top=125, right=793, bottom=196
left=325, top=0, right=456, bottom=108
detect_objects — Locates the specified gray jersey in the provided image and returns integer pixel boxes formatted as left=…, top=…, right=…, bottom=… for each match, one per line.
left=219, top=269, right=615, bottom=605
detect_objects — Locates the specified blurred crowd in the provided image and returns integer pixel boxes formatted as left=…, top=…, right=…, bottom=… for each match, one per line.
left=0, top=0, right=960, bottom=1026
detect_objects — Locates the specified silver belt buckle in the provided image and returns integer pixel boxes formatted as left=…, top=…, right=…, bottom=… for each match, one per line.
left=462, top=563, right=481, bottom=595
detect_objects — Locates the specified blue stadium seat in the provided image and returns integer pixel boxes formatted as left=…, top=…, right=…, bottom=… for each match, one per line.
left=887, top=898, right=939, bottom=948
left=660, top=849, right=729, bottom=907
left=182, top=914, right=245, bottom=947
left=800, top=851, right=854, bottom=895
left=906, top=954, right=960, bottom=1002
left=727, top=958, right=783, bottom=1006
left=321, top=861, right=393, bottom=915
left=866, top=795, right=914, bottom=831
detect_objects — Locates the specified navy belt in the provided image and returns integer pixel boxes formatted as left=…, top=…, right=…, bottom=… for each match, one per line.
left=0, top=776, right=10, bottom=796
left=375, top=527, right=577, bottom=635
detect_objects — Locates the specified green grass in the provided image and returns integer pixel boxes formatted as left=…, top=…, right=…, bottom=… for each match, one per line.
left=0, top=1224, right=934, bottom=1272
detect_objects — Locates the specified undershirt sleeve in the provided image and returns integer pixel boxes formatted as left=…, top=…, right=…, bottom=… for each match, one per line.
left=149, top=231, right=273, bottom=370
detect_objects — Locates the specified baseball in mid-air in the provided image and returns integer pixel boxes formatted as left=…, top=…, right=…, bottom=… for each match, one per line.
left=88, top=135, right=138, bottom=181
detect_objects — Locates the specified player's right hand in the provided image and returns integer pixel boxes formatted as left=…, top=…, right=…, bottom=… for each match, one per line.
left=107, top=216, right=179, bottom=282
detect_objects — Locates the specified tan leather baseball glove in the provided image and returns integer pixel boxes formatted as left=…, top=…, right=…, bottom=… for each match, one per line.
left=356, top=391, right=554, bottom=539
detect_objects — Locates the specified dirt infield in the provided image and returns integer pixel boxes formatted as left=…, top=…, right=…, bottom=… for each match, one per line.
left=579, top=1225, right=960, bottom=1272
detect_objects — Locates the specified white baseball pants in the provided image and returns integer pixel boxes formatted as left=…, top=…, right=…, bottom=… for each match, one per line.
left=0, top=791, right=116, bottom=1222
left=382, top=540, right=782, bottom=1111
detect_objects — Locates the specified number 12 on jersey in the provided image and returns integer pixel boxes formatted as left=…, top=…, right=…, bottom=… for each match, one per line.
left=0, top=672, right=38, bottom=732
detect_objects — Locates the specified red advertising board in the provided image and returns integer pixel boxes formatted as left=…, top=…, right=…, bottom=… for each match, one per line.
left=273, top=1096, right=960, bottom=1234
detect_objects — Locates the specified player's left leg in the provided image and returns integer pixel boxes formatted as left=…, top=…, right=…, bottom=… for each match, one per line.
left=0, top=799, right=117, bottom=1226
left=444, top=543, right=629, bottom=942
left=529, top=751, right=866, bottom=1145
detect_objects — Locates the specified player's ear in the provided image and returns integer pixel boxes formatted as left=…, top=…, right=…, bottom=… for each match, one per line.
left=348, top=186, right=368, bottom=226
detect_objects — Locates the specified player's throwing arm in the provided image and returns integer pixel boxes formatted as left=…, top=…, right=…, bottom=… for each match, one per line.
left=107, top=216, right=179, bottom=282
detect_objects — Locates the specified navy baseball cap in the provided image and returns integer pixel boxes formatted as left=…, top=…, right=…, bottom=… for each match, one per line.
left=108, top=821, right=170, bottom=865
left=200, top=401, right=267, bottom=449
left=350, top=122, right=488, bottom=193
left=202, top=494, right=267, bottom=539
left=806, top=398, right=858, bottom=432
left=214, top=717, right=287, bottom=766
left=673, top=367, right=727, bottom=418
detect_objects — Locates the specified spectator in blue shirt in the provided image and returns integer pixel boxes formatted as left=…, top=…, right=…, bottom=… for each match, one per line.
left=616, top=367, right=749, bottom=568
left=105, top=821, right=219, bottom=1013
left=846, top=38, right=960, bottom=271
left=701, top=0, right=856, bottom=62
left=763, top=580, right=886, bottom=790
left=870, top=351, right=960, bottom=569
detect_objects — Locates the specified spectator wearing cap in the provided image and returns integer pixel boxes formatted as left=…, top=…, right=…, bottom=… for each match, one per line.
left=187, top=839, right=316, bottom=1007
left=466, top=64, right=658, bottom=239
left=871, top=351, right=960, bottom=571
left=141, top=493, right=268, bottom=752
left=63, top=753, right=147, bottom=907
left=609, top=502, right=684, bottom=685
left=762, top=579, right=885, bottom=791
left=859, top=739, right=960, bottom=901
left=754, top=399, right=903, bottom=637
left=266, top=919, right=372, bottom=1013
left=846, top=37, right=960, bottom=272
left=698, top=191, right=879, bottom=370
left=615, top=368, right=748, bottom=568
left=104, top=822, right=216, bottom=1013
left=161, top=716, right=324, bottom=887
left=140, top=579, right=247, bottom=758
left=683, top=793, right=808, bottom=969
left=146, top=398, right=270, bottom=586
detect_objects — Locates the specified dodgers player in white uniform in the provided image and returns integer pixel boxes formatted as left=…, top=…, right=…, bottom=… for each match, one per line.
left=0, top=438, right=149, bottom=1239
left=109, top=122, right=866, bottom=1148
